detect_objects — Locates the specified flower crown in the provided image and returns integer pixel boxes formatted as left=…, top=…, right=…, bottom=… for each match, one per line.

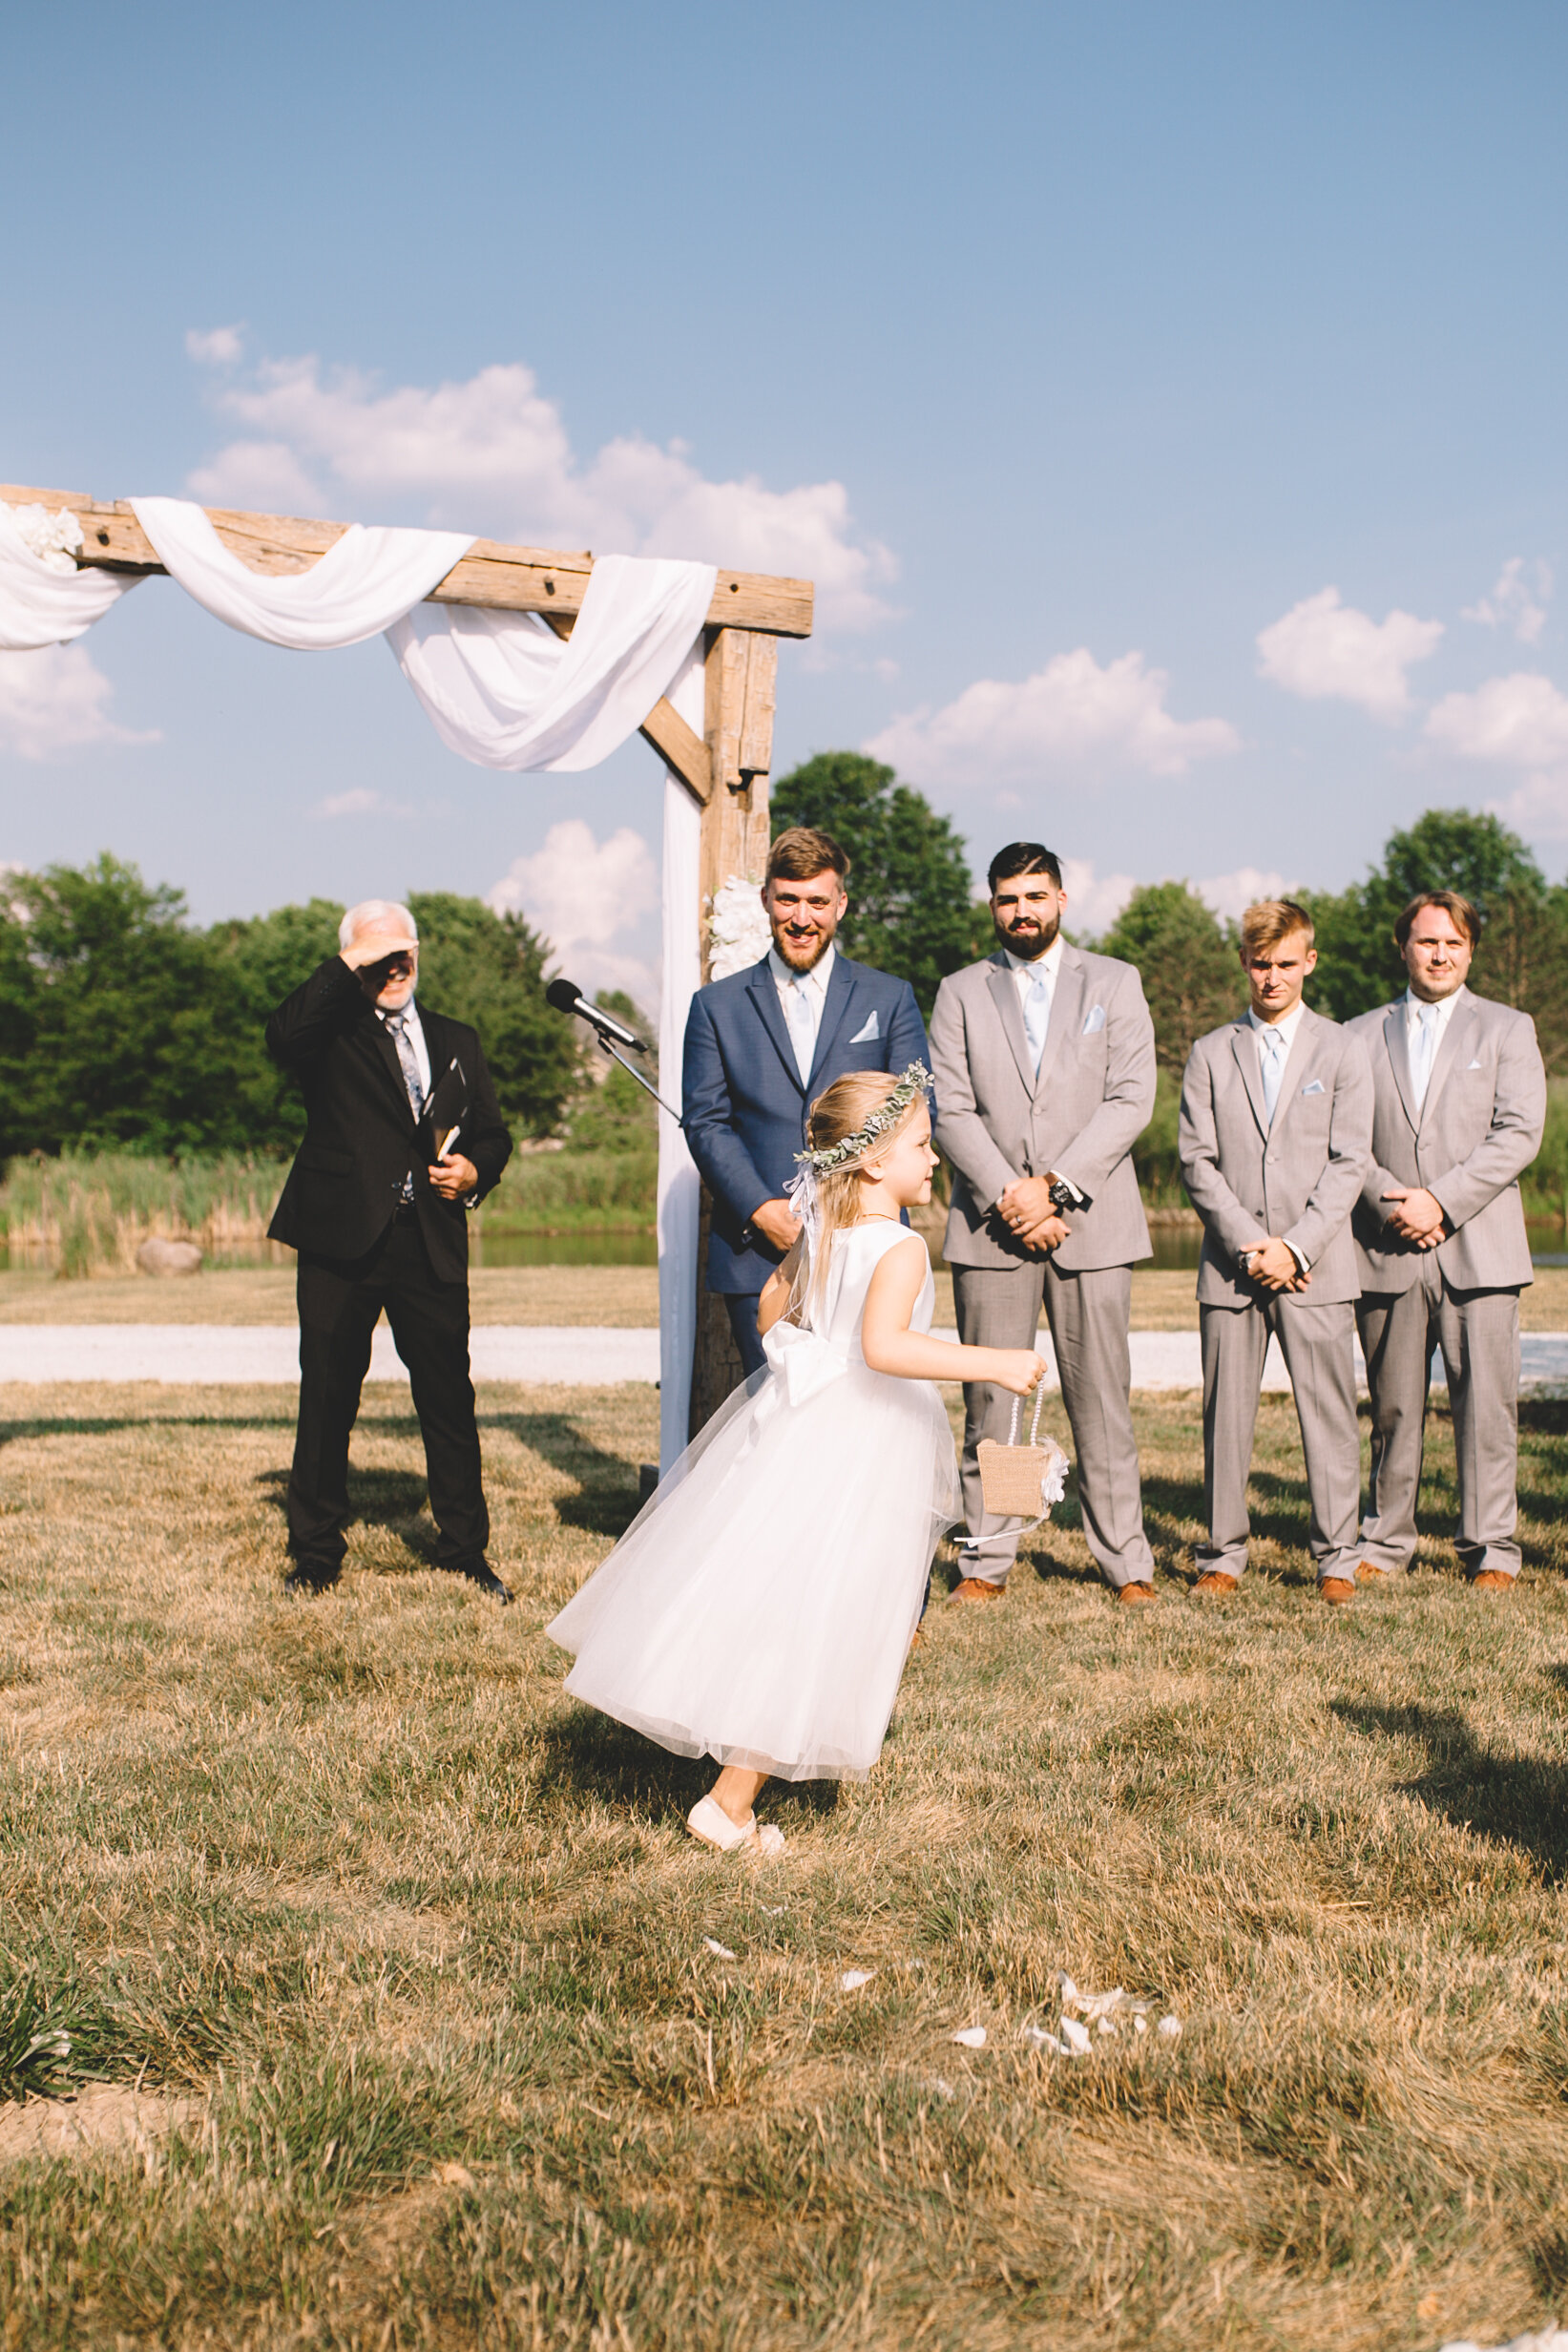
left=795, top=1061, right=931, bottom=1175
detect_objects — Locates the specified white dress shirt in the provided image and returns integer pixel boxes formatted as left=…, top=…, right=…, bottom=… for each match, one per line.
left=1244, top=998, right=1309, bottom=1269
left=1404, top=982, right=1465, bottom=1109
left=379, top=998, right=431, bottom=1100
left=769, top=941, right=835, bottom=1082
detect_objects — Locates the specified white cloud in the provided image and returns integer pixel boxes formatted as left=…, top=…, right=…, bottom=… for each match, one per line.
left=489, top=818, right=659, bottom=1009
left=864, top=648, right=1240, bottom=788
left=0, top=646, right=159, bottom=761
left=1057, top=856, right=1137, bottom=935
left=1195, top=867, right=1292, bottom=922
left=1424, top=670, right=1568, bottom=839
left=1256, top=587, right=1443, bottom=721
left=1463, top=557, right=1551, bottom=646
left=187, top=354, right=895, bottom=630
left=185, top=325, right=244, bottom=367
left=311, top=787, right=412, bottom=821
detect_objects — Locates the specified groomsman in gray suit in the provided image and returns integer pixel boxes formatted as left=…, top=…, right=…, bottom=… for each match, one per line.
left=1347, top=890, right=1545, bottom=1591
left=930, top=843, right=1160, bottom=1606
left=1179, top=900, right=1372, bottom=1605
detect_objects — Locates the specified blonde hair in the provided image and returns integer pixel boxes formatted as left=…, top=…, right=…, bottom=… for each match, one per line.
left=789, top=1069, right=925, bottom=1323
left=1240, top=897, right=1313, bottom=956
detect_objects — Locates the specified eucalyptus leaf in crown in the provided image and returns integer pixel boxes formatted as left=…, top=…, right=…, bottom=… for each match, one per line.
left=796, top=1062, right=932, bottom=1173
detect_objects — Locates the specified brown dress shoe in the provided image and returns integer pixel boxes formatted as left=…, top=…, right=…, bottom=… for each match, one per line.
left=950, top=1576, right=1006, bottom=1605
left=1117, top=1580, right=1158, bottom=1605
left=1355, top=1560, right=1400, bottom=1583
left=1189, top=1570, right=1239, bottom=1597
left=1471, top=1568, right=1516, bottom=1591
left=1318, top=1577, right=1355, bottom=1606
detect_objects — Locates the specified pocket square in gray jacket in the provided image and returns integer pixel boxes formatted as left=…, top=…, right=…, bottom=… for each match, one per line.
left=1301, top=1078, right=1325, bottom=1096
left=1081, top=1003, right=1106, bottom=1036
left=848, top=1010, right=880, bottom=1043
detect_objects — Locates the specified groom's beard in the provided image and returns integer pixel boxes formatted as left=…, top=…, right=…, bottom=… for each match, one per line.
left=996, top=910, right=1060, bottom=959
left=772, top=924, right=836, bottom=972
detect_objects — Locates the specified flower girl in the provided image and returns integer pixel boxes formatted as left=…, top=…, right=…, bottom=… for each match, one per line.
left=547, top=1064, right=1047, bottom=1856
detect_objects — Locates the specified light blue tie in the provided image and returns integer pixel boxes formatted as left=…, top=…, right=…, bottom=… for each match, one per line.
left=1411, top=1001, right=1439, bottom=1110
left=1023, top=971, right=1053, bottom=1074
left=1259, top=1025, right=1286, bottom=1124
left=784, top=977, right=816, bottom=1084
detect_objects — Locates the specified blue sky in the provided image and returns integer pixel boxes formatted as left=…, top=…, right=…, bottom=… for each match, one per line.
left=4, top=1, right=1566, bottom=1000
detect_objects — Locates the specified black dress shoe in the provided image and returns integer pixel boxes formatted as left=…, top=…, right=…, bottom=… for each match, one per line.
left=283, top=1564, right=340, bottom=1596
left=449, top=1558, right=512, bottom=1605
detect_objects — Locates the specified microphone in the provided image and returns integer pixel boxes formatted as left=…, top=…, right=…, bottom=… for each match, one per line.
left=545, top=977, right=649, bottom=1053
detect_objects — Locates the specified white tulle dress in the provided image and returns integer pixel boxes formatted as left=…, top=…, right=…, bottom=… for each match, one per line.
left=548, top=1221, right=959, bottom=1782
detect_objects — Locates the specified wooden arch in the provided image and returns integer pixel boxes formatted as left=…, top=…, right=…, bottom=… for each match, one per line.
left=3, top=482, right=814, bottom=1421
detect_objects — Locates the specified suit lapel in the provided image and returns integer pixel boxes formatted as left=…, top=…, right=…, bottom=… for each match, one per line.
left=1229, top=1019, right=1270, bottom=1141
left=746, top=959, right=805, bottom=1096
left=1033, top=948, right=1084, bottom=1102
left=1384, top=1002, right=1418, bottom=1131
left=1419, top=993, right=1475, bottom=1130
left=986, top=956, right=1038, bottom=1094
left=1265, top=1010, right=1322, bottom=1145
left=806, top=954, right=857, bottom=1092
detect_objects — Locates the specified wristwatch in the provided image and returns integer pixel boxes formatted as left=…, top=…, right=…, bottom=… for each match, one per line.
left=1048, top=1178, right=1091, bottom=1215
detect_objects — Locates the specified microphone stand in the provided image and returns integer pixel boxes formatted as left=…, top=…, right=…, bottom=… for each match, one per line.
left=592, top=1033, right=685, bottom=1125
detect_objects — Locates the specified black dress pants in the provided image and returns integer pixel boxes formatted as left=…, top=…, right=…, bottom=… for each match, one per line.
left=287, top=1209, right=489, bottom=1577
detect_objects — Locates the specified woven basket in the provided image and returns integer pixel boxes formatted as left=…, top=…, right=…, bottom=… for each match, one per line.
left=977, top=1390, right=1069, bottom=1519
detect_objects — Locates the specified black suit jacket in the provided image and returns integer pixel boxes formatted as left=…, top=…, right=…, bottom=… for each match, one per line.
left=265, top=957, right=512, bottom=1283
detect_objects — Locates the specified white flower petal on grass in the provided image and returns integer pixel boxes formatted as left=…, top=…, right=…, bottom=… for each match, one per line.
left=1157, top=2015, right=1182, bottom=2041
left=839, top=1969, right=876, bottom=1992
left=1098, top=2017, right=1118, bottom=2037
left=1134, top=2015, right=1148, bottom=2036
left=1020, top=2025, right=1077, bottom=2058
left=1058, top=2016, right=1094, bottom=2055
left=702, top=1939, right=736, bottom=1961
left=951, top=2026, right=987, bottom=2049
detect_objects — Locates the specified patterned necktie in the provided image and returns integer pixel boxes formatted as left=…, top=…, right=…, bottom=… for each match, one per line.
left=385, top=1013, right=425, bottom=1119
left=784, top=977, right=816, bottom=1084
left=1259, top=1024, right=1286, bottom=1124
left=1023, top=970, right=1053, bottom=1074
left=1411, top=1001, right=1439, bottom=1110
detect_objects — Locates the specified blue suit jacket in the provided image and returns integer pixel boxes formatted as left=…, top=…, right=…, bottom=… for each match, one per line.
left=682, top=953, right=930, bottom=1294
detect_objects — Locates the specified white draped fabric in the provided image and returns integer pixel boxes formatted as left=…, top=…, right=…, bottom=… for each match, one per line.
left=0, top=503, right=141, bottom=650
left=656, top=643, right=707, bottom=1472
left=387, top=555, right=716, bottom=771
left=130, top=497, right=474, bottom=650
left=4, top=495, right=720, bottom=1446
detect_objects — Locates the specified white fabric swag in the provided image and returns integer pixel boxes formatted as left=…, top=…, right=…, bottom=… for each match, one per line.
left=2, top=494, right=720, bottom=1458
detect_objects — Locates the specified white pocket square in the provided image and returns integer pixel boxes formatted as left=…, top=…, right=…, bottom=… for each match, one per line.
left=1466, top=1057, right=1484, bottom=1069
left=1300, top=1079, right=1326, bottom=1096
left=1081, top=1003, right=1106, bottom=1036
left=848, top=1010, right=880, bottom=1043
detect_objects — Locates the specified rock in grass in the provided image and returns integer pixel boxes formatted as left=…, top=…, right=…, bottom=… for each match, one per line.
left=137, top=1237, right=203, bottom=1277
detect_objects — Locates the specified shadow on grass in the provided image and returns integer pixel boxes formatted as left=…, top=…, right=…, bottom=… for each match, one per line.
left=1334, top=1700, right=1568, bottom=1882
left=534, top=1704, right=840, bottom=1827
left=253, top=1462, right=443, bottom=1571
left=0, top=1412, right=296, bottom=1452
left=481, top=1410, right=642, bottom=1540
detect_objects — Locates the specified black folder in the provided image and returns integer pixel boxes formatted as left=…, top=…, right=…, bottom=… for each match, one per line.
left=419, top=1054, right=469, bottom=1162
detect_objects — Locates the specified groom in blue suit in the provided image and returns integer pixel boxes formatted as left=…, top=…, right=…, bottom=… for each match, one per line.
left=682, top=826, right=930, bottom=1375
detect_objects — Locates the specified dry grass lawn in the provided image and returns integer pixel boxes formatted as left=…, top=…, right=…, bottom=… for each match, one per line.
left=4, top=1261, right=1568, bottom=1332
left=1, top=1374, right=1567, bottom=2347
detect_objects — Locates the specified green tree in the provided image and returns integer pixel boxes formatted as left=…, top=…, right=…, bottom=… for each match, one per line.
left=769, top=752, right=976, bottom=1015
left=8, top=855, right=260, bottom=1158
left=406, top=892, right=579, bottom=1141
left=565, top=990, right=658, bottom=1151
left=208, top=897, right=347, bottom=1150
left=1095, top=882, right=1245, bottom=1072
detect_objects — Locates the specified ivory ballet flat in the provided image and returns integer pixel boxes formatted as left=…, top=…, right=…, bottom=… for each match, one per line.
left=686, top=1796, right=786, bottom=1857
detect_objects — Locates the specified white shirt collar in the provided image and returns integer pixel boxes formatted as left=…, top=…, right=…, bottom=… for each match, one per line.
left=769, top=940, right=835, bottom=997
left=1247, top=999, right=1307, bottom=1051
left=1004, top=934, right=1066, bottom=985
left=1404, top=982, right=1466, bottom=1030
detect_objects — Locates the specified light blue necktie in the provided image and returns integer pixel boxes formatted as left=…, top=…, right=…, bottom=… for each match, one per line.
left=1411, top=1001, right=1439, bottom=1110
left=384, top=1011, right=425, bottom=1202
left=784, top=976, right=816, bottom=1084
left=1259, top=1024, right=1286, bottom=1124
left=1023, top=970, right=1053, bottom=1074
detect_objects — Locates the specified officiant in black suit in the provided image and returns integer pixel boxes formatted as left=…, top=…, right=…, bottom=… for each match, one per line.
left=266, top=898, right=513, bottom=1602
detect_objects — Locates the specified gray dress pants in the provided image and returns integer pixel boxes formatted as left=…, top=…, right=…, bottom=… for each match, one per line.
left=1198, top=1296, right=1362, bottom=1584
left=951, top=1259, right=1155, bottom=1590
left=1356, top=1261, right=1522, bottom=1579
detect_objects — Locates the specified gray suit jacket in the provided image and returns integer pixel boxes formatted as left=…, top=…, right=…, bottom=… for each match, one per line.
left=1347, top=988, right=1544, bottom=1293
left=1179, top=1009, right=1372, bottom=1309
left=930, top=944, right=1156, bottom=1271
